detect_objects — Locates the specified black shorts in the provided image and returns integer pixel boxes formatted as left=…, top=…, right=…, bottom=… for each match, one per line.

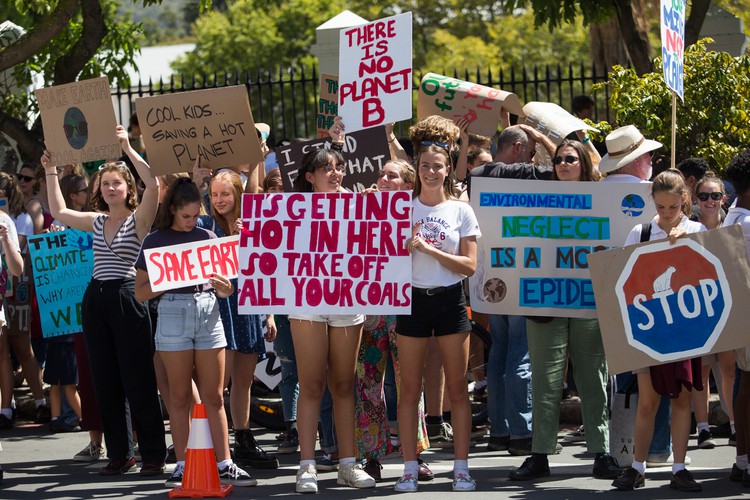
left=396, top=283, right=471, bottom=338
left=43, top=340, right=78, bottom=386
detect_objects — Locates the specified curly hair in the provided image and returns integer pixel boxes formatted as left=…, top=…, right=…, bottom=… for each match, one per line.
left=725, top=149, right=750, bottom=196
left=408, top=115, right=460, bottom=156
left=652, top=168, right=691, bottom=217
left=293, top=147, right=345, bottom=193
left=90, top=162, right=139, bottom=212
left=676, top=157, right=709, bottom=182
left=552, top=140, right=596, bottom=182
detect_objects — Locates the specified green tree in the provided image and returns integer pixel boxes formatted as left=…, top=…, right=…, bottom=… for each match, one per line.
left=593, top=38, right=750, bottom=173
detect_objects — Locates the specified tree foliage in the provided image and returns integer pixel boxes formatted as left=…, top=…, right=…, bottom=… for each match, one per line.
left=593, top=38, right=750, bottom=173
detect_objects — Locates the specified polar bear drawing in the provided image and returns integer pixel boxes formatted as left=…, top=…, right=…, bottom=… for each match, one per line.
left=653, top=266, right=677, bottom=293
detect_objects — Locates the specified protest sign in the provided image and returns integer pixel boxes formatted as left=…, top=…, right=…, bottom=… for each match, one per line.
left=317, top=74, right=339, bottom=138
left=34, top=76, right=119, bottom=165
left=144, top=236, right=239, bottom=292
left=27, top=229, right=94, bottom=337
left=417, top=73, right=524, bottom=137
left=661, top=0, right=686, bottom=101
left=588, top=225, right=750, bottom=374
left=521, top=102, right=599, bottom=145
left=338, top=12, right=412, bottom=132
left=238, top=191, right=412, bottom=315
left=136, top=85, right=264, bottom=175
left=469, top=178, right=654, bottom=318
left=275, top=126, right=389, bottom=193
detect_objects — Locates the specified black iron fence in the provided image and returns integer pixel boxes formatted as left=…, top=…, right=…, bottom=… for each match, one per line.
left=112, top=63, right=612, bottom=142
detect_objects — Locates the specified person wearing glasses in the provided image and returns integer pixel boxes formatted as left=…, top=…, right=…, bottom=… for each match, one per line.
left=510, top=140, right=622, bottom=481
left=290, top=120, right=376, bottom=494
left=689, top=171, right=736, bottom=450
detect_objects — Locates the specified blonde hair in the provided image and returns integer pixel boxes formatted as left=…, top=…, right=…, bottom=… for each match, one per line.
left=209, top=170, right=243, bottom=236
left=652, top=168, right=691, bottom=217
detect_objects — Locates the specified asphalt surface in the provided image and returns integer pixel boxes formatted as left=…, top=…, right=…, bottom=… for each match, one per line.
left=0, top=416, right=745, bottom=499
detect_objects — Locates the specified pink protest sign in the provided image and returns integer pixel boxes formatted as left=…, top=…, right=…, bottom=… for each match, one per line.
left=238, top=192, right=412, bottom=314
left=338, top=12, right=413, bottom=132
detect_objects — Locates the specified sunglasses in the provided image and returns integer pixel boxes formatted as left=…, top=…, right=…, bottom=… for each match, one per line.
left=321, top=163, right=346, bottom=174
left=63, top=122, right=88, bottom=138
left=16, top=174, right=34, bottom=182
left=552, top=155, right=579, bottom=165
left=421, top=140, right=450, bottom=149
left=696, top=191, right=723, bottom=202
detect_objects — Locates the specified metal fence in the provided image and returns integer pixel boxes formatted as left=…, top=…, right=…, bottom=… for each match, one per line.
left=112, top=63, right=612, bottom=142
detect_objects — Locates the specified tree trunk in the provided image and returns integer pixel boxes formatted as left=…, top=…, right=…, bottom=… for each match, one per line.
left=685, top=0, right=711, bottom=47
left=53, top=0, right=107, bottom=84
left=614, top=0, right=654, bottom=75
left=589, top=17, right=630, bottom=74
left=0, top=110, right=44, bottom=165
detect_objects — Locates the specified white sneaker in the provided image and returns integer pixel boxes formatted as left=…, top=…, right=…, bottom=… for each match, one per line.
left=296, top=464, right=318, bottom=493
left=452, top=472, right=476, bottom=491
left=337, top=462, right=376, bottom=488
left=73, top=441, right=104, bottom=462
left=394, top=472, right=418, bottom=492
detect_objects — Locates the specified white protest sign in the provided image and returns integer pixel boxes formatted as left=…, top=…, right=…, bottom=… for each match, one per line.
left=238, top=192, right=412, bottom=314
left=469, top=178, right=654, bottom=318
left=338, top=12, right=413, bottom=132
left=661, top=0, right=686, bottom=100
left=144, top=236, right=239, bottom=292
left=521, top=102, right=599, bottom=145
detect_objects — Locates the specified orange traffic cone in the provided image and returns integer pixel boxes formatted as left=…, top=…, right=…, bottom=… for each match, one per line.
left=169, top=404, right=232, bottom=498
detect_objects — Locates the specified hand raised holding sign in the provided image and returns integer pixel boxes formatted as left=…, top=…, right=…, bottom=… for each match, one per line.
left=192, top=156, right=213, bottom=191
left=329, top=116, right=346, bottom=144
left=209, top=272, right=234, bottom=298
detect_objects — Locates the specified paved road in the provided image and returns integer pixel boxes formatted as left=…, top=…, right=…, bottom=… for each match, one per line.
left=0, top=420, right=743, bottom=499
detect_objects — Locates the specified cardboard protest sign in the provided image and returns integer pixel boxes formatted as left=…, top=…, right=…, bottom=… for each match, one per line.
left=27, top=230, right=94, bottom=337
left=317, top=74, right=339, bottom=138
left=469, top=178, right=654, bottom=318
left=144, top=236, right=239, bottom=292
left=136, top=85, right=264, bottom=175
left=338, top=12, right=412, bottom=132
left=661, top=0, right=686, bottom=100
left=238, top=191, right=412, bottom=315
left=417, top=73, right=524, bottom=137
left=275, top=126, right=389, bottom=193
left=588, top=225, right=750, bottom=374
left=521, top=102, right=599, bottom=145
left=34, top=76, right=119, bottom=165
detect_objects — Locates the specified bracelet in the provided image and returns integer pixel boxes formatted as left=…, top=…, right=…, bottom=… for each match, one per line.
left=46, top=173, right=58, bottom=177
left=581, top=137, right=591, bottom=144
left=388, top=136, right=397, bottom=144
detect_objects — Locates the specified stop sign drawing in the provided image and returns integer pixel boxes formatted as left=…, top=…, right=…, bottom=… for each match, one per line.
left=615, top=239, right=732, bottom=362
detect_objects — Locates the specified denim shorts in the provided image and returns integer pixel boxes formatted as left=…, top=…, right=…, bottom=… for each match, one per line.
left=156, top=292, right=227, bottom=352
left=287, top=313, right=365, bottom=328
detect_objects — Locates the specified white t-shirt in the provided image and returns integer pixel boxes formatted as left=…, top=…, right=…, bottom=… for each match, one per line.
left=0, top=212, right=20, bottom=328
left=12, top=213, right=33, bottom=238
left=624, top=214, right=705, bottom=246
left=722, top=206, right=750, bottom=263
left=412, top=198, right=481, bottom=288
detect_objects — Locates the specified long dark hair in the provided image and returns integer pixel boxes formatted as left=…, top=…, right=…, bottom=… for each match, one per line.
left=293, top=148, right=345, bottom=192
left=0, top=172, right=26, bottom=217
left=552, top=140, right=595, bottom=182
left=154, top=177, right=202, bottom=230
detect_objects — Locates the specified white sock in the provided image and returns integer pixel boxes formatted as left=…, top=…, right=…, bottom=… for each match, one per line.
left=736, top=455, right=748, bottom=469
left=176, top=460, right=185, bottom=467
left=300, top=459, right=316, bottom=469
left=672, top=462, right=686, bottom=474
left=35, top=399, right=46, bottom=408
left=731, top=420, right=736, bottom=434
left=403, top=460, right=418, bottom=476
left=631, top=460, right=646, bottom=475
left=454, top=459, right=469, bottom=477
left=217, top=459, right=232, bottom=469
left=696, top=421, right=709, bottom=433
left=0, top=409, right=11, bottom=418
left=339, top=457, right=356, bottom=466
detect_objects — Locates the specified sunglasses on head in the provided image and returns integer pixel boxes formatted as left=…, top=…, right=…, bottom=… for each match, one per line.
left=16, top=174, right=33, bottom=182
left=552, top=155, right=579, bottom=165
left=696, top=191, right=723, bottom=202
left=63, top=122, right=88, bottom=138
left=421, top=140, right=450, bottom=149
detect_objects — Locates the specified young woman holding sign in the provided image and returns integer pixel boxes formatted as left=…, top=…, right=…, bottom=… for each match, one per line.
left=41, top=126, right=167, bottom=477
left=612, top=169, right=705, bottom=492
left=511, top=140, right=621, bottom=483
left=395, top=143, right=481, bottom=493
left=290, top=120, right=376, bottom=494
left=134, top=178, right=255, bottom=488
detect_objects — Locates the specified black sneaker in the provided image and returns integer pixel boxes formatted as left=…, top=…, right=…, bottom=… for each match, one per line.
left=35, top=404, right=52, bottom=424
left=593, top=454, right=622, bottom=479
left=218, top=462, right=257, bottom=487
left=509, top=455, right=550, bottom=481
left=487, top=435, right=510, bottom=452
left=277, top=428, right=299, bottom=454
left=0, top=414, right=13, bottom=430
left=697, top=429, right=716, bottom=449
left=508, top=437, right=532, bottom=456
left=729, top=433, right=737, bottom=446
left=670, top=469, right=702, bottom=492
left=426, top=422, right=453, bottom=448
left=612, top=467, right=645, bottom=490
left=730, top=463, right=744, bottom=482
left=165, top=464, right=184, bottom=488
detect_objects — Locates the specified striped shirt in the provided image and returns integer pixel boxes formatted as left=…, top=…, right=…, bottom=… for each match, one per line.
left=92, top=213, right=141, bottom=280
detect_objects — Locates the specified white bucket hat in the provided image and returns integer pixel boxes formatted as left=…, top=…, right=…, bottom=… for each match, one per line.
left=599, top=125, right=662, bottom=174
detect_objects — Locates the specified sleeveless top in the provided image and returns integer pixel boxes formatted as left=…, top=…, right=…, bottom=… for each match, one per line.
left=92, top=213, right=140, bottom=280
